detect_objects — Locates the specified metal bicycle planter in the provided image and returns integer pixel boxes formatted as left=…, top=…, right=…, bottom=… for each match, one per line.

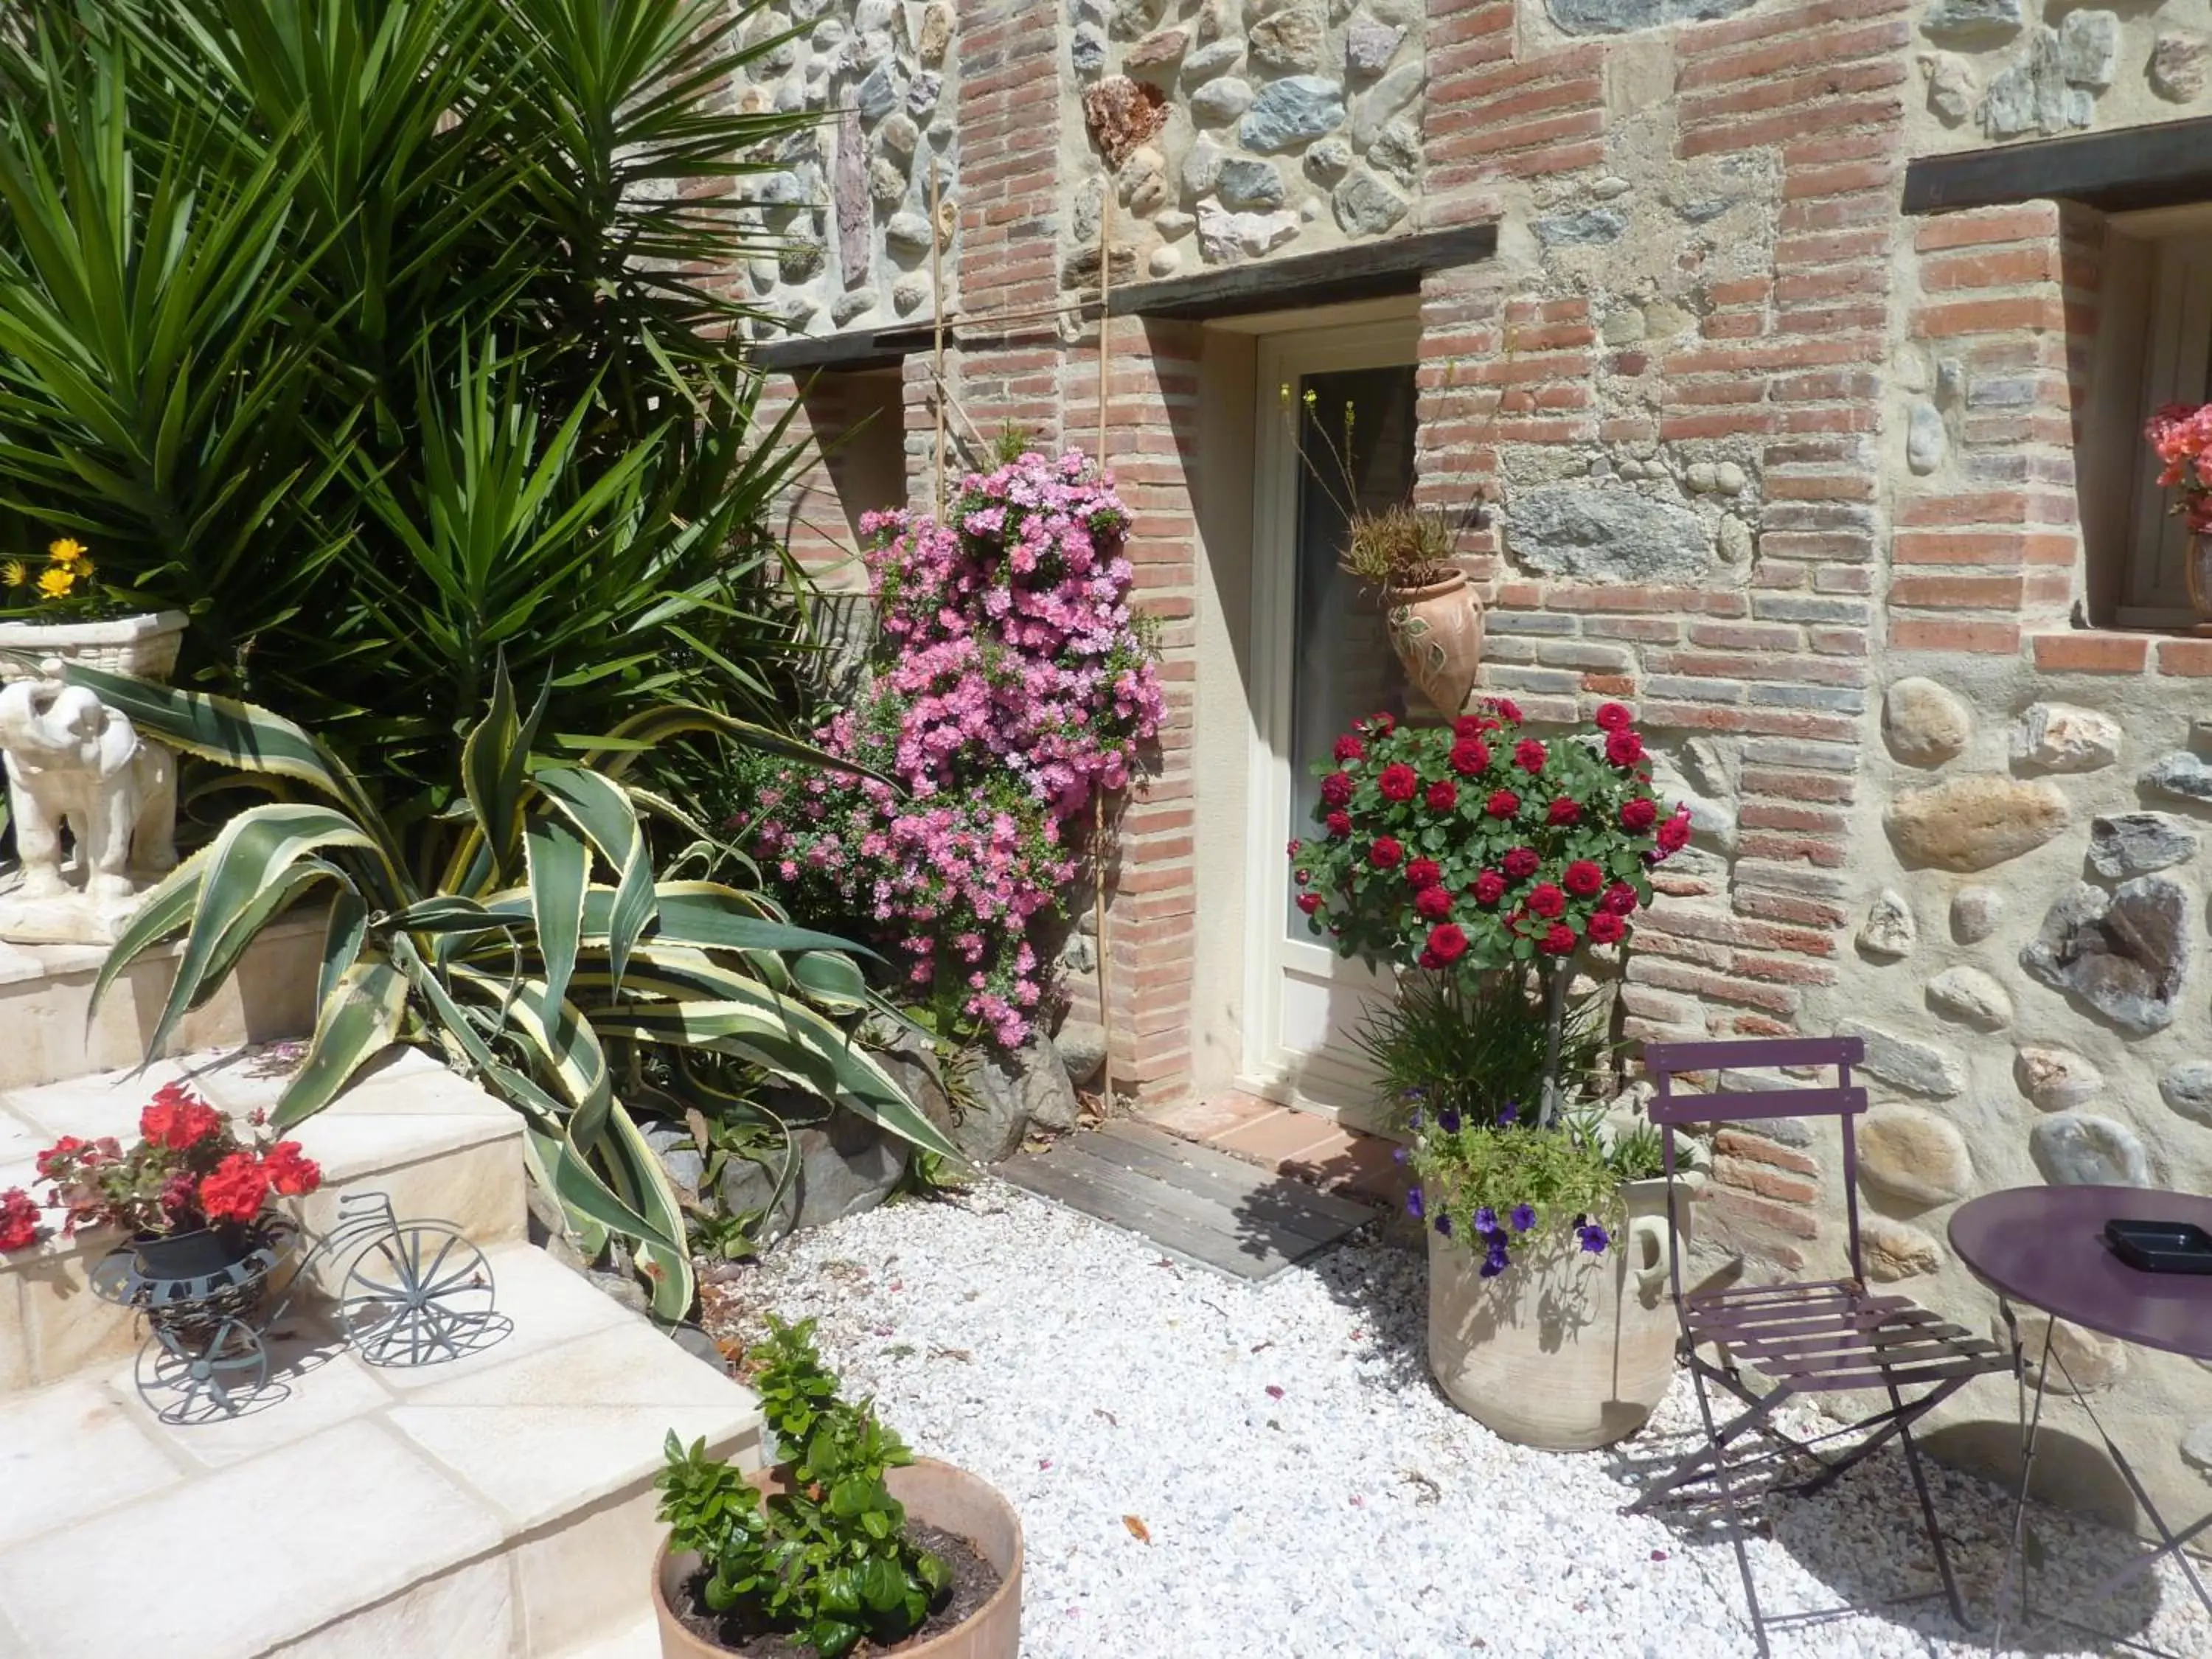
left=91, top=1189, right=504, bottom=1423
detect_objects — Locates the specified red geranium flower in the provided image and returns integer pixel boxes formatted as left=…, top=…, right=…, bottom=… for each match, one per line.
left=1513, top=739, right=1547, bottom=773
left=1378, top=762, right=1419, bottom=802
left=1425, top=779, right=1459, bottom=813
left=1528, top=883, right=1567, bottom=919
left=1538, top=922, right=1578, bottom=956
left=1415, top=885, right=1455, bottom=919
left=1593, top=702, right=1634, bottom=731
left=1369, top=837, right=1404, bottom=869
left=1563, top=859, right=1604, bottom=897
left=1547, top=797, right=1580, bottom=827
left=1320, top=771, right=1353, bottom=807
left=139, top=1089, right=224, bottom=1153
left=0, top=1187, right=39, bottom=1253
left=1502, top=846, right=1540, bottom=880
left=1471, top=870, right=1507, bottom=906
left=1484, top=789, right=1520, bottom=818
left=1297, top=891, right=1324, bottom=915
left=1656, top=809, right=1692, bottom=857
left=1335, top=734, right=1366, bottom=763
left=1602, top=881, right=1640, bottom=916
left=1325, top=810, right=1352, bottom=838
left=261, top=1141, right=322, bottom=1199
left=1450, top=739, right=1490, bottom=776
left=1619, top=797, right=1658, bottom=832
left=1489, top=698, right=1523, bottom=723
left=1405, top=858, right=1442, bottom=889
left=35, top=1135, right=88, bottom=1180
left=1587, top=911, right=1627, bottom=945
left=1605, top=728, right=1644, bottom=767
left=1425, top=923, right=1470, bottom=964
left=198, top=1152, right=271, bottom=1225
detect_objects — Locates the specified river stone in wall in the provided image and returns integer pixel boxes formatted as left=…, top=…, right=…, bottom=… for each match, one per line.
left=2011, top=702, right=2121, bottom=773
left=2143, top=751, right=2212, bottom=804
left=1998, top=1314, right=2130, bottom=1394
left=2014, top=1043, right=2103, bottom=1111
left=2020, top=875, right=2193, bottom=1035
left=2159, top=1060, right=2212, bottom=1128
left=1506, top=486, right=1714, bottom=582
left=1857, top=1105, right=1974, bottom=1208
left=1951, top=885, right=2004, bottom=943
left=1882, top=676, right=1972, bottom=767
left=1863, top=1217, right=1943, bottom=1281
left=1856, top=889, right=1916, bottom=959
left=2088, top=812, right=2199, bottom=880
left=1836, top=1018, right=1966, bottom=1098
left=2029, top=1110, right=2150, bottom=1187
left=1884, top=774, right=2069, bottom=872
left=1925, top=964, right=2011, bottom=1032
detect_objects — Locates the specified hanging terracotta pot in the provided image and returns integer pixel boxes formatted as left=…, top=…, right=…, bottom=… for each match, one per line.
left=1382, top=571, right=1485, bottom=718
left=2186, top=536, right=2212, bottom=636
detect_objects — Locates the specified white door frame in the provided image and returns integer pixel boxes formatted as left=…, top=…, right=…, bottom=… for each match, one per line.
left=1237, top=317, right=1419, bottom=1117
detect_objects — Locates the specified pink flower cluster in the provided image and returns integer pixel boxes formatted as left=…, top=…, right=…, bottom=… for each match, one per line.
left=745, top=451, right=1164, bottom=1047
left=2147, top=402, right=2212, bottom=532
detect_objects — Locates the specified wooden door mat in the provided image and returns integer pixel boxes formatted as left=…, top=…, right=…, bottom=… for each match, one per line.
left=999, top=1120, right=1380, bottom=1281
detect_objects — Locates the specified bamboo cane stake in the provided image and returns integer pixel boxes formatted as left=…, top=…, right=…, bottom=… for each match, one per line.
left=930, top=159, right=947, bottom=521
left=1093, top=181, right=1116, bottom=1119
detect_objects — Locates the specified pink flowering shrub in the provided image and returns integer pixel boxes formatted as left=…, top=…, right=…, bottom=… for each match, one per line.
left=740, top=451, right=1164, bottom=1047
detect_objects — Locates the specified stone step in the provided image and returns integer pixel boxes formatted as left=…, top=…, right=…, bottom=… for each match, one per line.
left=548, top=1618, right=659, bottom=1659
left=0, top=1242, right=762, bottom=1659
left=0, top=912, right=324, bottom=1091
left=0, top=1045, right=524, bottom=1394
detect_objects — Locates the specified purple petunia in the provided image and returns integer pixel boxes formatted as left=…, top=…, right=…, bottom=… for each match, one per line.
left=1479, top=1237, right=1511, bottom=1279
left=1439, top=1107, right=1462, bottom=1133
left=1405, top=1186, right=1425, bottom=1220
left=1434, top=1212, right=1453, bottom=1238
left=1391, top=1145, right=1407, bottom=1164
left=1579, top=1222, right=1610, bottom=1255
left=1499, top=1099, right=1520, bottom=1124
left=1510, top=1203, right=1536, bottom=1233
left=1474, top=1206, right=1498, bottom=1235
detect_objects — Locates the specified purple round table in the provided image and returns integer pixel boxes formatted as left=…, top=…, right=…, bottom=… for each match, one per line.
left=1949, top=1184, right=2212, bottom=1362
left=1948, top=1184, right=2212, bottom=1651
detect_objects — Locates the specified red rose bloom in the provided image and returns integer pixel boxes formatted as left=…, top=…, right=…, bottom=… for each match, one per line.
left=1472, top=870, right=1507, bottom=906
left=1502, top=846, right=1540, bottom=880
left=1294, top=868, right=1311, bottom=886
left=198, top=1152, right=271, bottom=1225
left=1594, top=701, right=1634, bottom=731
left=1287, top=838, right=1301, bottom=856
left=1513, top=739, right=1547, bottom=773
left=261, top=1141, right=322, bottom=1199
left=1539, top=923, right=1578, bottom=956
left=0, top=1187, right=38, bottom=1253
left=1334, top=734, right=1366, bottom=763
left=1587, top=911, right=1627, bottom=945
left=1368, top=712, right=1397, bottom=737
left=1605, top=728, right=1645, bottom=767
left=1369, top=837, right=1404, bottom=869
left=1484, top=789, right=1520, bottom=818
left=1325, top=810, right=1352, bottom=838
left=1453, top=714, right=1495, bottom=740
left=1546, top=797, right=1580, bottom=827
left=1528, top=883, right=1567, bottom=919
left=1619, top=797, right=1658, bottom=832
left=1489, top=698, right=1524, bottom=723
left=1405, top=858, right=1442, bottom=889
left=1602, top=881, right=1640, bottom=916
left=1296, top=891, right=1324, bottom=915
left=1418, top=948, right=1440, bottom=970
left=1425, top=923, right=1470, bottom=964
left=1320, top=771, right=1353, bottom=807
left=1450, top=739, right=1491, bottom=776
left=1426, top=779, right=1459, bottom=813
left=1656, top=810, right=1692, bottom=857
left=1415, top=885, right=1455, bottom=919
left=1563, top=859, right=1604, bottom=897
left=1378, top=762, right=1419, bottom=802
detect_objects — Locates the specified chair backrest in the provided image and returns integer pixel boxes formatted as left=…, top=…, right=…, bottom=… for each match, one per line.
left=1641, top=1034, right=1869, bottom=1287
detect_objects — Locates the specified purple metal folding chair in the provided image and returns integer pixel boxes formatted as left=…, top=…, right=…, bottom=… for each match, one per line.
left=1629, top=1036, right=2017, bottom=1655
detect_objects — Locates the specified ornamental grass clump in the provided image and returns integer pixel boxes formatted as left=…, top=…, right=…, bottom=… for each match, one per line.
left=740, top=451, right=1164, bottom=1048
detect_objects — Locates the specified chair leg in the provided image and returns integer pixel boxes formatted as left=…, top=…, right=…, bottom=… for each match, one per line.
left=1689, top=1352, right=1771, bottom=1658
left=1892, top=1385, right=1973, bottom=1632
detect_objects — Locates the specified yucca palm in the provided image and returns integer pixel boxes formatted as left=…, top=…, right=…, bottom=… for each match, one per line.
left=81, top=662, right=959, bottom=1323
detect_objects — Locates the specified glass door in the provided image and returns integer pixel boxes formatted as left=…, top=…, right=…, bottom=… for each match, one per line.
left=1242, top=321, right=1419, bottom=1110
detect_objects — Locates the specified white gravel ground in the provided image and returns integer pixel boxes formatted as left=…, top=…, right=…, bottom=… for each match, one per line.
left=704, top=1180, right=2212, bottom=1659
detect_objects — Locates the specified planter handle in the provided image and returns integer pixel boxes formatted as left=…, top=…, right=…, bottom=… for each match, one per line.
left=1627, top=1210, right=1673, bottom=1297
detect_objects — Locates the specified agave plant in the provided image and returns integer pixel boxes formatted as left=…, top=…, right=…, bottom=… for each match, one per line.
left=78, top=662, right=960, bottom=1322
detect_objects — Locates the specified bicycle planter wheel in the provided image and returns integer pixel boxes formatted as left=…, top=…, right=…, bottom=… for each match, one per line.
left=135, top=1317, right=270, bottom=1424
left=337, top=1221, right=498, bottom=1367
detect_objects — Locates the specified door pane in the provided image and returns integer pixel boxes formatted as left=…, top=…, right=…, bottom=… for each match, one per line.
left=1285, top=364, right=1416, bottom=938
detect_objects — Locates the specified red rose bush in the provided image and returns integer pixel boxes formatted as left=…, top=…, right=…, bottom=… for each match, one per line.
left=1291, top=700, right=1685, bottom=980
left=0, top=1081, right=321, bottom=1252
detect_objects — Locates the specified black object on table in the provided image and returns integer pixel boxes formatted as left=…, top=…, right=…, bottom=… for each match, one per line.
left=1950, top=1184, right=2212, bottom=1652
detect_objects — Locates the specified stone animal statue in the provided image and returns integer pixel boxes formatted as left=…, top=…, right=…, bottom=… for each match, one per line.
left=0, top=679, right=176, bottom=904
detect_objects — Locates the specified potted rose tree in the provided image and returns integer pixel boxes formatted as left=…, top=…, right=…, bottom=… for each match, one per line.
left=1293, top=698, right=1694, bottom=1449
left=2145, top=400, right=2212, bottom=631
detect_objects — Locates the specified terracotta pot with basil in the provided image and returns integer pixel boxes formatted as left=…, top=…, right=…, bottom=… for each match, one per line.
left=1340, top=504, right=1484, bottom=717
left=652, top=1317, right=1022, bottom=1659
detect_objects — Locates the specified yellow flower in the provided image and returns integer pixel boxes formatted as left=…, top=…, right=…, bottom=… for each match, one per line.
left=36, top=566, right=74, bottom=599
left=46, top=537, right=85, bottom=564
left=75, top=556, right=95, bottom=582
left=0, top=558, right=23, bottom=589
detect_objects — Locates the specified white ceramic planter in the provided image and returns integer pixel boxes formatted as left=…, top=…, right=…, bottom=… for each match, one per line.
left=1426, top=1175, right=1696, bottom=1450
left=0, top=610, right=187, bottom=686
